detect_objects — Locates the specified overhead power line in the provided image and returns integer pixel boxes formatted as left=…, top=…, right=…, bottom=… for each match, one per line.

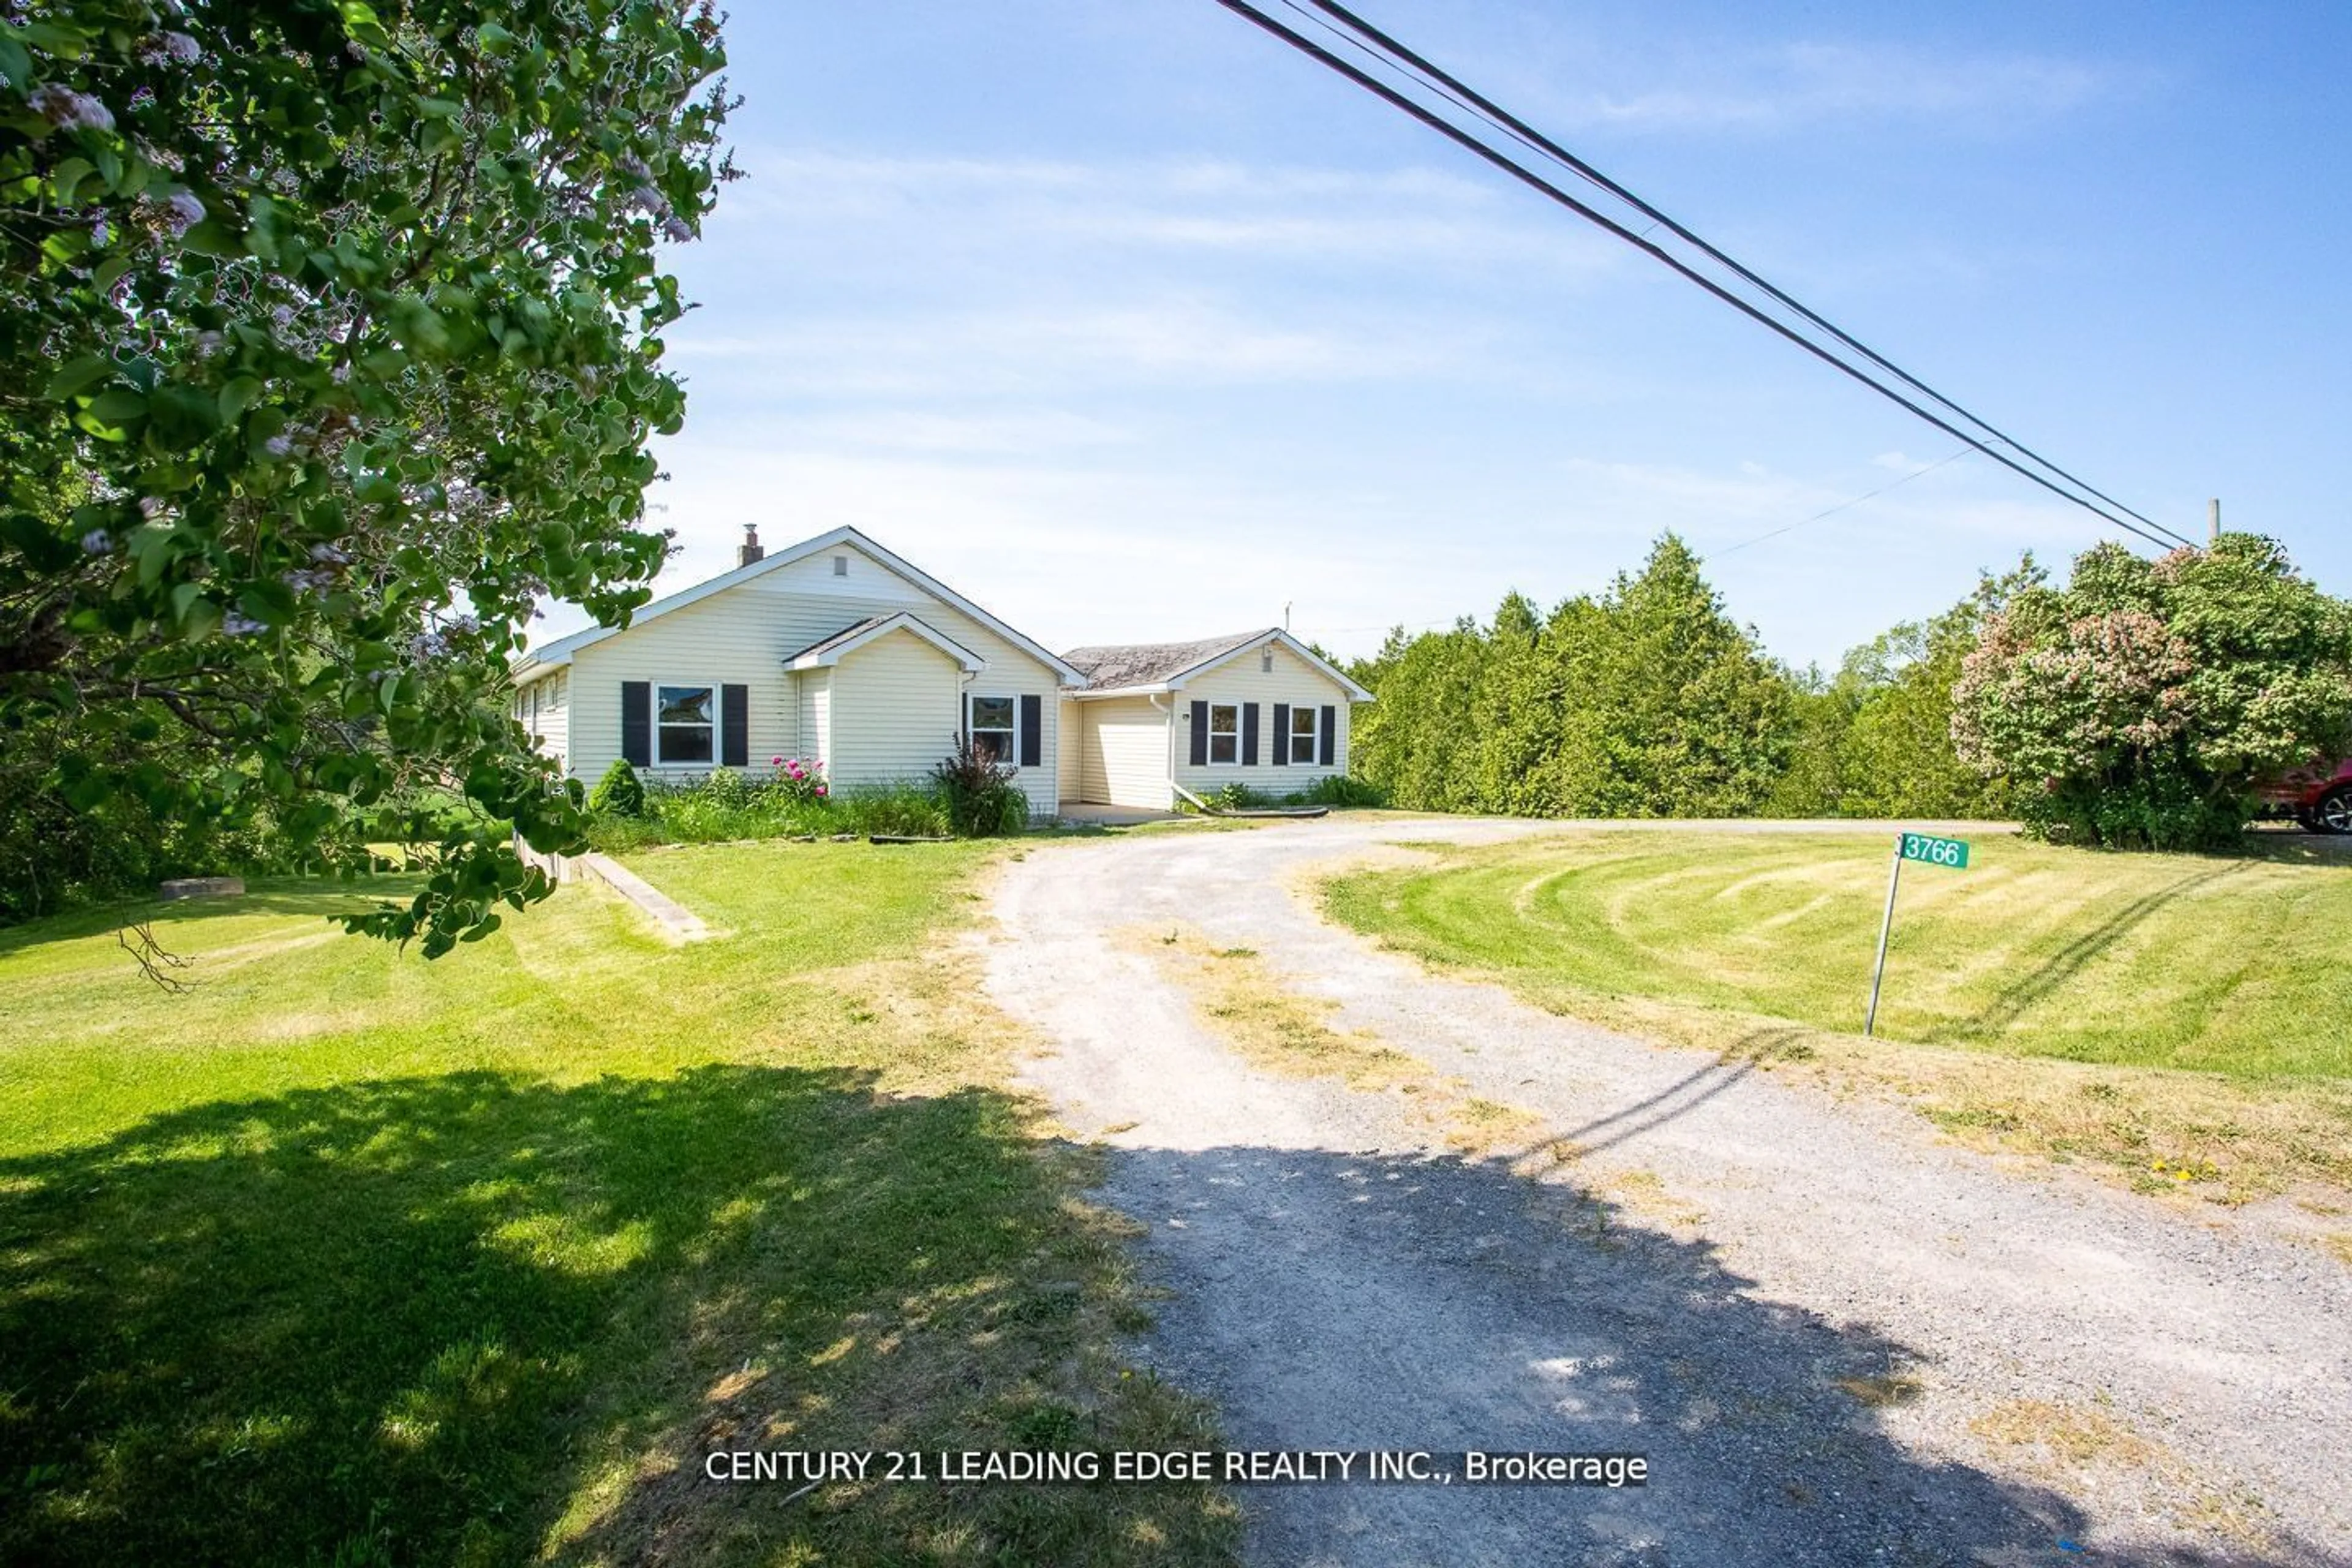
left=1210, top=0, right=2198, bottom=554
left=1294, top=446, right=1978, bottom=640
left=1702, top=448, right=1973, bottom=562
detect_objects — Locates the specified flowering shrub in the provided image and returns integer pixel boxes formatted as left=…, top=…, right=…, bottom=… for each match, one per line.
left=1953, top=536, right=2352, bottom=850
left=768, top=756, right=828, bottom=806
left=1, top=1, right=737, bottom=954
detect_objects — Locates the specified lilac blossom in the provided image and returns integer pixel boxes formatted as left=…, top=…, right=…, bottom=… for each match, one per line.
left=29, top=85, right=114, bottom=133
left=138, top=31, right=202, bottom=66
left=148, top=189, right=205, bottom=235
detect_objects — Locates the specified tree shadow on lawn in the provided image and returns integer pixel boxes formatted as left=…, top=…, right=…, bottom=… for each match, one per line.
left=1104, top=1136, right=2345, bottom=1568
left=1924, top=861, right=2248, bottom=1047
left=0, top=878, right=427, bottom=960
left=0, top=1066, right=1228, bottom=1567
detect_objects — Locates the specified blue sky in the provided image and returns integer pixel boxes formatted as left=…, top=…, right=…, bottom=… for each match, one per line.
left=583, top=0, right=2352, bottom=671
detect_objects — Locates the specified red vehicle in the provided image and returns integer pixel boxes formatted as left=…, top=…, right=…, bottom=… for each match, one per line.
left=2260, top=756, right=2352, bottom=834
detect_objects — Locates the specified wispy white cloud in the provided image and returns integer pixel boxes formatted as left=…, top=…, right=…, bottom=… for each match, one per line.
left=780, top=409, right=1135, bottom=456
left=713, top=151, right=1622, bottom=274
left=1547, top=42, right=2142, bottom=135
left=671, top=295, right=1485, bottom=396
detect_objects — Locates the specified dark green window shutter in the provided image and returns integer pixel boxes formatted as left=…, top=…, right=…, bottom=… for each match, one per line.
left=1188, top=701, right=1208, bottom=766
left=1319, top=705, right=1336, bottom=766
left=620, top=681, right=651, bottom=767
left=1241, top=703, right=1259, bottom=765
left=1019, top=694, right=1042, bottom=768
left=721, top=684, right=749, bottom=767
left=1270, top=704, right=1289, bottom=766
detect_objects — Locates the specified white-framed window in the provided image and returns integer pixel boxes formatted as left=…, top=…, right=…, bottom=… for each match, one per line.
left=1289, top=704, right=1318, bottom=764
left=655, top=682, right=716, bottom=764
left=1207, top=703, right=1240, bottom=765
left=968, top=693, right=1016, bottom=764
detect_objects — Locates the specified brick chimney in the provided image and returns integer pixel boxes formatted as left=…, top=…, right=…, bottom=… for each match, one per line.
left=737, top=524, right=764, bottom=568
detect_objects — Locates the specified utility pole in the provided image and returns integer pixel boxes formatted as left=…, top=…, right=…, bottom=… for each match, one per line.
left=2209, top=498, right=2222, bottom=543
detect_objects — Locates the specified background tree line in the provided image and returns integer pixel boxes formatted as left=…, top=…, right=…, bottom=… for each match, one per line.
left=1345, top=531, right=2352, bottom=843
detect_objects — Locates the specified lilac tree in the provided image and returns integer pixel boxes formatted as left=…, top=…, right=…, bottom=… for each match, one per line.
left=1, top=1, right=733, bottom=948
left=1953, top=536, right=2352, bottom=849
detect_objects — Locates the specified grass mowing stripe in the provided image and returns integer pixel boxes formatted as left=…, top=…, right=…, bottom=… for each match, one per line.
left=1331, top=832, right=2350, bottom=1077
left=1324, top=831, right=2352, bottom=1205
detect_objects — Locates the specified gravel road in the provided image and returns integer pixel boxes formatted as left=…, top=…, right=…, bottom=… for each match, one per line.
left=980, top=817, right=2352, bottom=1568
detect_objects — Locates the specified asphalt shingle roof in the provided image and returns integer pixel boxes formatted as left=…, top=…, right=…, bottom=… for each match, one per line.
left=782, top=617, right=889, bottom=663
left=1061, top=630, right=1273, bottom=690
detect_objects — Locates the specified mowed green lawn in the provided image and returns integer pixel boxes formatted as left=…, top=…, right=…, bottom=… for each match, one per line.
left=0, top=845, right=1231, bottom=1568
left=1327, top=829, right=2352, bottom=1079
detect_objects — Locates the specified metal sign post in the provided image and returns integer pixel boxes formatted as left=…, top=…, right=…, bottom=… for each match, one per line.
left=1865, top=831, right=1973, bottom=1036
left=1864, top=835, right=1902, bottom=1037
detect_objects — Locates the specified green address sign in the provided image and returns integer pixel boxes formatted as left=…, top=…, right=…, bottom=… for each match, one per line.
left=1867, top=831, right=1974, bottom=1035
left=1897, top=832, right=1970, bottom=869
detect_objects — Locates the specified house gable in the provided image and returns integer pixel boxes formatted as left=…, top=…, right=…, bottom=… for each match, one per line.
left=786, top=612, right=984, bottom=673
left=542, top=529, right=1071, bottom=815
left=1067, top=627, right=1372, bottom=704
left=518, top=526, right=1084, bottom=685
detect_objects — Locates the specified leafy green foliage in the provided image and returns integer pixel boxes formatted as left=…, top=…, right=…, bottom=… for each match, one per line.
left=1768, top=565, right=2035, bottom=820
left=1295, top=772, right=1387, bottom=808
left=1352, top=535, right=1792, bottom=817
left=1349, top=617, right=1488, bottom=813
left=1, top=1, right=736, bottom=950
left=766, top=753, right=827, bottom=806
left=932, top=734, right=1028, bottom=838
left=583, top=775, right=954, bottom=852
left=1197, top=781, right=1273, bottom=812
left=586, top=758, right=646, bottom=819
left=0, top=711, right=277, bottom=922
left=1954, top=536, right=2352, bottom=850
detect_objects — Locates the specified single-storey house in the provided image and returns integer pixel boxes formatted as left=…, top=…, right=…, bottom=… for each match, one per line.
left=510, top=524, right=1370, bottom=816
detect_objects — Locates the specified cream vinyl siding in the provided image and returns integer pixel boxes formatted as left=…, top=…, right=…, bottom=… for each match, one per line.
left=555, top=543, right=1064, bottom=810
left=797, top=669, right=831, bottom=771
left=826, top=632, right=961, bottom=788
left=518, top=669, right=568, bottom=772
left=1077, top=696, right=1172, bottom=809
left=1171, top=641, right=1354, bottom=796
left=1055, top=696, right=1084, bottom=802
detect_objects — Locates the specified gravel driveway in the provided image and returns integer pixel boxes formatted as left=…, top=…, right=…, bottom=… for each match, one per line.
left=980, top=817, right=2351, bottom=1568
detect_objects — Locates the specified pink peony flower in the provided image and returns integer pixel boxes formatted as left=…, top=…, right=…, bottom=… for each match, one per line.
left=770, top=755, right=783, bottom=767
left=815, top=783, right=828, bottom=797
